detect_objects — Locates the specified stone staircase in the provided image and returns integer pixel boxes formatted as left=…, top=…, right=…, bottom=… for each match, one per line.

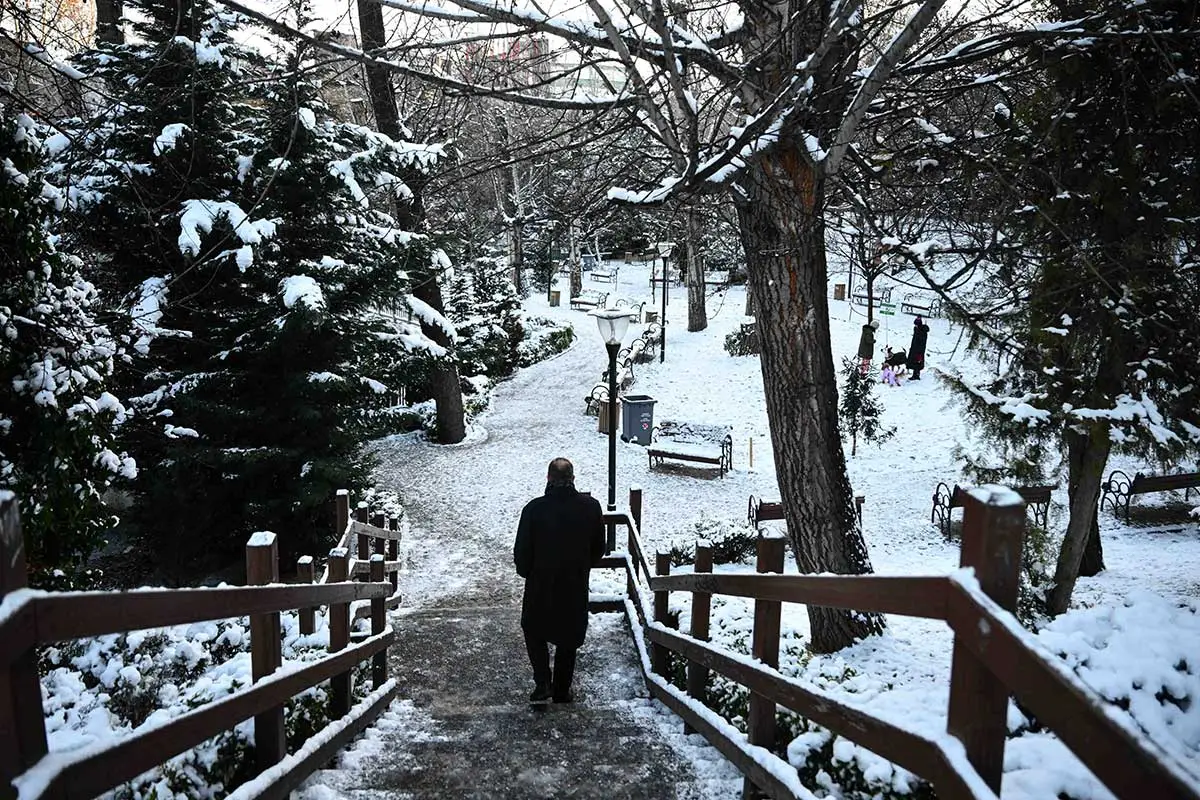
left=298, top=606, right=738, bottom=799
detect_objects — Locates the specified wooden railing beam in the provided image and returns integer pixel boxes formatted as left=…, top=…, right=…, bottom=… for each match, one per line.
left=370, top=556, right=387, bottom=689
left=297, top=556, right=316, bottom=635
left=744, top=534, right=785, bottom=800
left=684, top=541, right=713, bottom=736
left=327, top=548, right=351, bottom=719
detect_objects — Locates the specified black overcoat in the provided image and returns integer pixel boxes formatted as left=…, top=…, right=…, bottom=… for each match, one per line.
left=514, top=485, right=605, bottom=648
left=907, top=321, right=930, bottom=370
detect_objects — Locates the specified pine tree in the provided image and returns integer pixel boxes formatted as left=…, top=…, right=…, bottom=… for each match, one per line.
left=940, top=0, right=1200, bottom=614
left=0, top=112, right=135, bottom=588
left=448, top=256, right=524, bottom=381
left=837, top=358, right=895, bottom=457
left=56, top=4, right=441, bottom=573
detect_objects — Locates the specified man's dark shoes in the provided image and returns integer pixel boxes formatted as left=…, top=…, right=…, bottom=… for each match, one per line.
left=552, top=690, right=574, bottom=704
left=529, top=684, right=553, bottom=704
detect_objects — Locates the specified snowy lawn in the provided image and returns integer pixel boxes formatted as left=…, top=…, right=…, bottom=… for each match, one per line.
left=528, top=258, right=1200, bottom=798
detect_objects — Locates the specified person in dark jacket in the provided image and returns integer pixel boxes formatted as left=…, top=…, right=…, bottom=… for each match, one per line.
left=514, top=457, right=605, bottom=704
left=907, top=316, right=931, bottom=380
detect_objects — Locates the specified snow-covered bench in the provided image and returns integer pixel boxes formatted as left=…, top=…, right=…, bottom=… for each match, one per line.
left=748, top=495, right=784, bottom=529
left=590, top=267, right=618, bottom=283
left=647, top=422, right=733, bottom=478
left=932, top=482, right=1053, bottom=539
left=851, top=286, right=892, bottom=307
left=570, top=290, right=608, bottom=310
left=1100, top=470, right=1200, bottom=520
left=900, top=292, right=941, bottom=317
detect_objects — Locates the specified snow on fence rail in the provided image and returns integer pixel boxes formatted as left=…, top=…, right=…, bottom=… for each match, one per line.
left=592, top=488, right=1200, bottom=800
left=0, top=489, right=402, bottom=800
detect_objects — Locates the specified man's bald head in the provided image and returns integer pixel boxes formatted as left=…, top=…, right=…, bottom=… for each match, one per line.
left=547, top=458, right=574, bottom=484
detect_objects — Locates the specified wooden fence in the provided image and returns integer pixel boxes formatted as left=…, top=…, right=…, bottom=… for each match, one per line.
left=0, top=489, right=404, bottom=800
left=595, top=487, right=1200, bottom=800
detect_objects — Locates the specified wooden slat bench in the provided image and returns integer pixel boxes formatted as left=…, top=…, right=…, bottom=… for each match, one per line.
left=1100, top=469, right=1200, bottom=520
left=647, top=422, right=733, bottom=478
left=900, top=292, right=941, bottom=317
left=570, top=290, right=608, bottom=310
left=851, top=286, right=893, bottom=308
left=748, top=495, right=785, bottom=529
left=590, top=267, right=618, bottom=283
left=932, top=482, right=1053, bottom=539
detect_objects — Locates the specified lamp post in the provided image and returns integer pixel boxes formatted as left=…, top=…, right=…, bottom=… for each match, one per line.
left=590, top=309, right=636, bottom=530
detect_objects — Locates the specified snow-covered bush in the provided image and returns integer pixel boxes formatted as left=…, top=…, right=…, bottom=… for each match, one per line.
left=518, top=317, right=575, bottom=368
left=666, top=515, right=758, bottom=567
left=40, top=606, right=370, bottom=799
left=723, top=324, right=759, bottom=356
left=0, top=113, right=134, bottom=588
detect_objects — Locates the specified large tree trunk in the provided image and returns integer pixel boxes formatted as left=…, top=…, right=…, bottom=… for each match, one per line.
left=493, top=114, right=524, bottom=293
left=736, top=152, right=884, bottom=653
left=685, top=209, right=708, bottom=331
left=568, top=222, right=582, bottom=297
left=1048, top=425, right=1111, bottom=614
left=96, top=0, right=123, bottom=44
left=356, top=0, right=466, bottom=444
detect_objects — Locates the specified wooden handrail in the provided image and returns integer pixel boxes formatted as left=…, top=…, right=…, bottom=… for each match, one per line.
left=946, top=579, right=1200, bottom=800
left=649, top=573, right=951, bottom=620
left=17, top=630, right=393, bottom=800
left=22, top=582, right=391, bottom=651
left=596, top=486, right=1200, bottom=800
left=645, top=624, right=993, bottom=800
left=348, top=519, right=403, bottom=542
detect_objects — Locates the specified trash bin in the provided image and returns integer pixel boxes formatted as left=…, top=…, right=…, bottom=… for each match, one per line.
left=598, top=399, right=619, bottom=434
left=620, top=395, right=657, bottom=445
left=834, top=283, right=846, bottom=301
left=549, top=289, right=561, bottom=307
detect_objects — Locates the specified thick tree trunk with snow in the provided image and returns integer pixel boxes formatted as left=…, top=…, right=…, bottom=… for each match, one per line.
left=356, top=0, right=466, bottom=444
left=96, top=0, right=123, bottom=43
left=568, top=223, right=582, bottom=297
left=735, top=152, right=884, bottom=653
left=1049, top=425, right=1111, bottom=614
left=685, top=209, right=707, bottom=332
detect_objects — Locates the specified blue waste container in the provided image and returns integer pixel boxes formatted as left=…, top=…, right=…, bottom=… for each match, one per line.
left=620, top=395, right=656, bottom=445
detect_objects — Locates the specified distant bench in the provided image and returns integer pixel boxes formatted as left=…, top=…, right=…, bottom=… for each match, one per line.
left=647, top=422, right=733, bottom=478
left=591, top=267, right=618, bottom=283
left=570, top=290, right=608, bottom=311
left=932, top=482, right=1053, bottom=539
left=852, top=286, right=892, bottom=307
left=901, top=292, right=941, bottom=317
left=748, top=495, right=784, bottom=529
left=1100, top=470, right=1200, bottom=520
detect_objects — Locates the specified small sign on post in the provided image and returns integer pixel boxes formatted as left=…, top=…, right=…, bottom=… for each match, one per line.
left=879, top=302, right=897, bottom=316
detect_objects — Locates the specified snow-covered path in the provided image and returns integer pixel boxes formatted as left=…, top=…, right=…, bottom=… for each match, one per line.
left=298, top=330, right=742, bottom=798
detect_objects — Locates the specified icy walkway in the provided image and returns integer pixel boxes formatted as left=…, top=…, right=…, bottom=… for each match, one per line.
left=298, top=332, right=741, bottom=799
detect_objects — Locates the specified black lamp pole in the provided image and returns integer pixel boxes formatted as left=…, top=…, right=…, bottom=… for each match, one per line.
left=606, top=340, right=619, bottom=514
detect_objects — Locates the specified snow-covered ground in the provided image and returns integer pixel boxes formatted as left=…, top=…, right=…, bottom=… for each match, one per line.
left=374, top=257, right=1199, bottom=798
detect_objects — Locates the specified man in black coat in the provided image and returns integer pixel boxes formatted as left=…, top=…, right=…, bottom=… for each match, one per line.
left=514, top=457, right=605, bottom=703
left=907, top=316, right=931, bottom=380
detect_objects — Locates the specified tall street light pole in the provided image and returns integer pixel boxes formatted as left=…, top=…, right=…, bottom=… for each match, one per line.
left=590, top=308, right=635, bottom=551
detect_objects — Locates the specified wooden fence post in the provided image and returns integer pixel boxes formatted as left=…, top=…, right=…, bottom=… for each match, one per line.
left=387, top=517, right=400, bottom=595
left=297, top=556, right=315, bottom=635
left=629, top=486, right=643, bottom=532
left=370, top=556, right=387, bottom=689
left=246, top=532, right=285, bottom=769
left=355, top=503, right=369, bottom=579
left=0, top=495, right=48, bottom=792
left=335, top=490, right=350, bottom=544
left=744, top=534, right=785, bottom=800
left=685, top=541, right=713, bottom=735
left=327, top=548, right=351, bottom=719
left=371, top=512, right=386, bottom=557
left=947, top=490, right=1025, bottom=793
left=652, top=551, right=672, bottom=677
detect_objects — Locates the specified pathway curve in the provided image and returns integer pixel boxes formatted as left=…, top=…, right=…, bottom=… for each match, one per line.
left=299, top=329, right=741, bottom=799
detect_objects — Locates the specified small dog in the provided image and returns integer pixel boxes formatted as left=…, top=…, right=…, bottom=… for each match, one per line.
left=883, top=347, right=908, bottom=377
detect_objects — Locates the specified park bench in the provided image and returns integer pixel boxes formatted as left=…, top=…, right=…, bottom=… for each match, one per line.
left=591, top=267, right=618, bottom=283
left=932, top=482, right=1053, bottom=539
left=570, top=290, right=608, bottom=311
left=852, top=286, right=893, bottom=307
left=748, top=495, right=785, bottom=529
left=613, top=297, right=645, bottom=322
left=647, top=421, right=733, bottom=478
left=1099, top=469, right=1200, bottom=520
left=901, top=292, right=941, bottom=317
